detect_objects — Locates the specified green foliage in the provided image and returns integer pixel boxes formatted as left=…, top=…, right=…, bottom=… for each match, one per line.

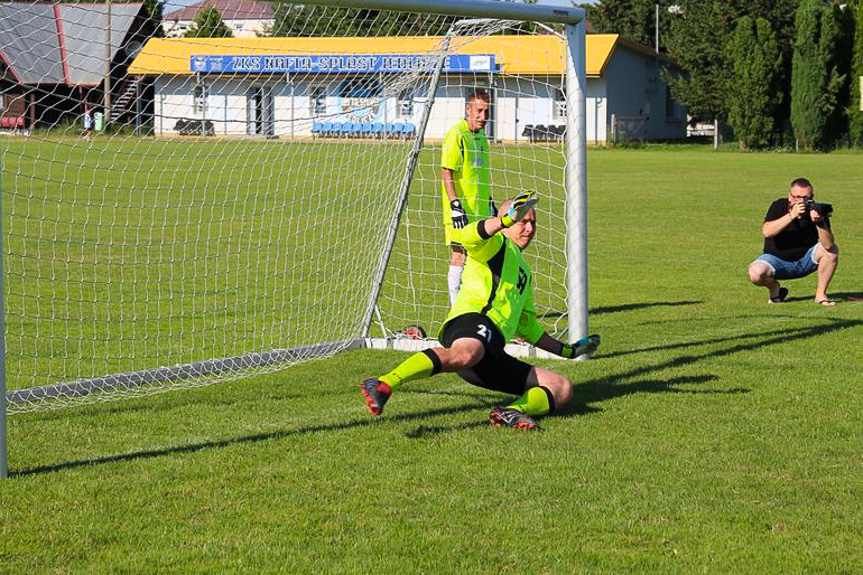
left=664, top=1, right=737, bottom=124
left=184, top=6, right=233, bottom=39
left=728, top=17, right=783, bottom=149
left=791, top=0, right=844, bottom=150
left=849, top=3, right=863, bottom=145
left=142, top=0, right=164, bottom=38
left=582, top=0, right=675, bottom=49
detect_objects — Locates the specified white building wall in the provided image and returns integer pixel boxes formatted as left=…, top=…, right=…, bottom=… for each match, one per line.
left=152, top=71, right=617, bottom=143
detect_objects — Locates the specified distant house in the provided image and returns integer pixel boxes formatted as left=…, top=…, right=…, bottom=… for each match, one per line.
left=163, top=0, right=275, bottom=38
left=130, top=33, right=686, bottom=144
left=0, top=2, right=157, bottom=130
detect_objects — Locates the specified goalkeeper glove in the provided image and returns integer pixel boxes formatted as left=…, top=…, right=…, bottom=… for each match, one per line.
left=561, top=334, right=601, bottom=359
left=450, top=199, right=468, bottom=229
left=501, top=190, right=538, bottom=228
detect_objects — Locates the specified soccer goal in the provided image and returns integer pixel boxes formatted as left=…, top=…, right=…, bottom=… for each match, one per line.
left=0, top=0, right=587, bottom=477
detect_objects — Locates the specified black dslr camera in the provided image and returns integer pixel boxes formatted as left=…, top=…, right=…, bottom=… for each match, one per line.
left=804, top=198, right=833, bottom=217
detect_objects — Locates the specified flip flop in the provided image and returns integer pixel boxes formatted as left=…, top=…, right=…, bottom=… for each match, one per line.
left=769, top=287, right=789, bottom=304
left=816, top=298, right=837, bottom=307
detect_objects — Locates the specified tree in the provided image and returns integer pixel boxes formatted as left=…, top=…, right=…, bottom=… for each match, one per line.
left=664, top=1, right=737, bottom=135
left=582, top=0, right=675, bottom=50
left=791, top=0, right=843, bottom=150
left=142, top=0, right=165, bottom=38
left=184, top=6, right=233, bottom=38
left=728, top=17, right=783, bottom=149
left=847, top=2, right=863, bottom=145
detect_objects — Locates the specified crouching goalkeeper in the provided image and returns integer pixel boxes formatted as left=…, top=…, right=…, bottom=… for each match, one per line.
left=362, top=192, right=600, bottom=431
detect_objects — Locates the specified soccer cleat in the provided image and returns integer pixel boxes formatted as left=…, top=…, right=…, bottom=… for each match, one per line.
left=489, top=406, right=541, bottom=431
left=361, top=378, right=391, bottom=417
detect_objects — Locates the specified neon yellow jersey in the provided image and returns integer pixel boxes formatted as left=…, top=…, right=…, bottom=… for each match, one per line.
left=441, top=119, right=491, bottom=244
left=439, top=220, right=545, bottom=344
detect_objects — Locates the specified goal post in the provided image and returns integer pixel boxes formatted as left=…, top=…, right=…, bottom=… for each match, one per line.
left=0, top=0, right=587, bottom=478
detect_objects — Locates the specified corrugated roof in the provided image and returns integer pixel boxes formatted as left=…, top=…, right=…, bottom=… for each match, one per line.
left=0, top=2, right=142, bottom=86
left=59, top=4, right=142, bottom=85
left=129, top=35, right=625, bottom=77
left=164, top=0, right=274, bottom=21
left=0, top=3, right=64, bottom=85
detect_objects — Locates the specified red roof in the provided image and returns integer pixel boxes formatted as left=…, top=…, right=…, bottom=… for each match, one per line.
left=164, top=0, right=273, bottom=21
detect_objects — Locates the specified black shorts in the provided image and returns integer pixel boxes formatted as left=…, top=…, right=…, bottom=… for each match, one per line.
left=439, top=312, right=533, bottom=396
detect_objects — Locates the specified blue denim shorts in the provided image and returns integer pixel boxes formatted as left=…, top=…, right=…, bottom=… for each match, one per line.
left=751, top=245, right=818, bottom=280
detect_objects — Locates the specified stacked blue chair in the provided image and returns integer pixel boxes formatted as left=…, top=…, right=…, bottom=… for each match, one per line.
left=401, top=123, right=415, bottom=138
left=322, top=122, right=333, bottom=137
left=311, top=121, right=322, bottom=138
left=332, top=122, right=344, bottom=138
left=361, top=123, right=373, bottom=138
left=373, top=123, right=384, bottom=138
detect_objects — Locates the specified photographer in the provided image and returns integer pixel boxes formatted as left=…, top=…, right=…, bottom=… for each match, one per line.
left=748, top=178, right=838, bottom=306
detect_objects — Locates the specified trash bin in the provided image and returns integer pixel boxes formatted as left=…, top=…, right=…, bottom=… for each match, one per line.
left=94, top=112, right=104, bottom=132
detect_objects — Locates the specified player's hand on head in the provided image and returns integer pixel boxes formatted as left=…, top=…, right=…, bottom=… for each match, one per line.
left=450, top=199, right=468, bottom=229
left=501, top=190, right=538, bottom=228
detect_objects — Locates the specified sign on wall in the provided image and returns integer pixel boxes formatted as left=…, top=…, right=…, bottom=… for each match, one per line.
left=190, top=54, right=496, bottom=74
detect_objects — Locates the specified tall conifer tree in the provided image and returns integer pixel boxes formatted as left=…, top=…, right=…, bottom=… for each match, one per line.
left=791, top=0, right=843, bottom=150
left=728, top=17, right=782, bottom=149
left=849, top=2, right=863, bottom=145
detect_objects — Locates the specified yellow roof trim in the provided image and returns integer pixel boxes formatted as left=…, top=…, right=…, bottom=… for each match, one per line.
left=129, top=35, right=621, bottom=78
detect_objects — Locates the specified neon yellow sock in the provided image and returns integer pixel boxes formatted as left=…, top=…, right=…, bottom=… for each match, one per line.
left=507, top=386, right=555, bottom=417
left=379, top=349, right=441, bottom=390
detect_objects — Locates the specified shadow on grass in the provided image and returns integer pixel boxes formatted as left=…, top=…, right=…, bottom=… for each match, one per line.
left=781, top=290, right=863, bottom=303
left=562, top=374, right=747, bottom=416
left=10, top=401, right=489, bottom=478
left=14, top=318, right=862, bottom=476
left=596, top=316, right=862, bottom=360
left=538, top=300, right=702, bottom=320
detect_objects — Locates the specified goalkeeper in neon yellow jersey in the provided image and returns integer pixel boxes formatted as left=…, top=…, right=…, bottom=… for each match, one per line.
left=441, top=89, right=495, bottom=306
left=362, top=192, right=600, bottom=431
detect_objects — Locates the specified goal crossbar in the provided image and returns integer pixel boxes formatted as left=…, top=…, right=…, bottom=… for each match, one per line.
left=287, top=0, right=586, bottom=24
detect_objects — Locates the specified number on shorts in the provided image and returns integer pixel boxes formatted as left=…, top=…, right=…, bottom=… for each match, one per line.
left=477, top=324, right=492, bottom=342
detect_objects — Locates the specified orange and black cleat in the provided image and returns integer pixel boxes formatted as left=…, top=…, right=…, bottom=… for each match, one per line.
left=489, top=406, right=541, bottom=431
left=361, top=378, right=391, bottom=417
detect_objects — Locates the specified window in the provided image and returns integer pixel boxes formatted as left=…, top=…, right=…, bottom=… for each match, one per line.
left=397, top=89, right=413, bottom=118
left=193, top=82, right=207, bottom=115
left=311, top=86, right=326, bottom=116
left=553, top=89, right=566, bottom=120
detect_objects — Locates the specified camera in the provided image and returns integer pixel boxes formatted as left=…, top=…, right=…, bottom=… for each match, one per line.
left=804, top=198, right=833, bottom=217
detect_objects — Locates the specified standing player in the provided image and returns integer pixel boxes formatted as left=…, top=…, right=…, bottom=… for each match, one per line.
left=362, top=192, right=601, bottom=431
left=441, top=89, right=495, bottom=305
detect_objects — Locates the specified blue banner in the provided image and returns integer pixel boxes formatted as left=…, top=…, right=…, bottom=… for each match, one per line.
left=190, top=54, right=496, bottom=74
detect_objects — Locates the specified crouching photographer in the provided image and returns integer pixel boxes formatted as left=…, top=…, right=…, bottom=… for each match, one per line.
left=748, top=177, right=839, bottom=306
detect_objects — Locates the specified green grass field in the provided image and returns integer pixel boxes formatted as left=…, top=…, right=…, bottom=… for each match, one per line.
left=1, top=143, right=862, bottom=571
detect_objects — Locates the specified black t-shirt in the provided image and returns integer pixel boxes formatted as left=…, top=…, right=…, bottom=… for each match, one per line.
left=763, top=198, right=819, bottom=261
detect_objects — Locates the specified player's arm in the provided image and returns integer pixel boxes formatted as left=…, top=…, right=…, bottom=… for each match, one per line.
left=534, top=332, right=601, bottom=359
left=459, top=191, right=538, bottom=255
left=441, top=129, right=468, bottom=229
left=762, top=202, right=801, bottom=238
left=442, top=168, right=468, bottom=229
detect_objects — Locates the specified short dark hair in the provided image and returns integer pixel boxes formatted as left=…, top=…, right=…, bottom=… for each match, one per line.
left=466, top=89, right=491, bottom=104
left=790, top=177, right=813, bottom=191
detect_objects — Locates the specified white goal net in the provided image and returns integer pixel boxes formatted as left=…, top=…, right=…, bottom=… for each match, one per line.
left=0, top=0, right=585, bottom=418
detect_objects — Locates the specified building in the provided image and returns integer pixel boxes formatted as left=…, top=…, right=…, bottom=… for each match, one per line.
left=163, top=0, right=275, bottom=38
left=128, top=34, right=686, bottom=143
left=0, top=2, right=157, bottom=130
